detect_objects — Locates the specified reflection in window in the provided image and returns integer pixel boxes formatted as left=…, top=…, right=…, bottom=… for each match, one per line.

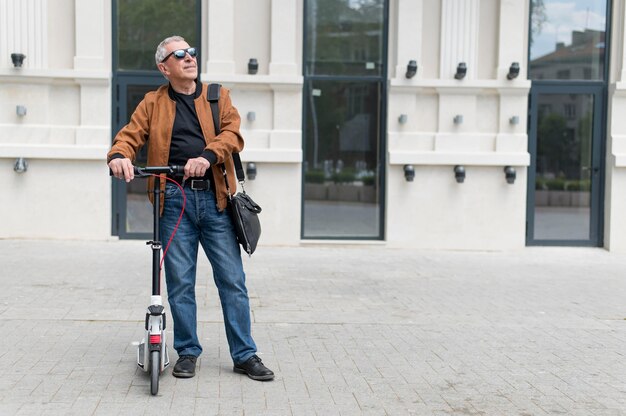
left=303, top=80, right=382, bottom=238
left=117, top=0, right=197, bottom=71
left=534, top=94, right=594, bottom=240
left=556, top=69, right=570, bottom=79
left=305, top=0, right=385, bottom=76
left=564, top=103, right=576, bottom=119
left=529, top=0, right=607, bottom=81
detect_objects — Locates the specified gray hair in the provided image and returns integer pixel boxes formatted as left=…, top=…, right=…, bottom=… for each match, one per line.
left=155, top=35, right=186, bottom=66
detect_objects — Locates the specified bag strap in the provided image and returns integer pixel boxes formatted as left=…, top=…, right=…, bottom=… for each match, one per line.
left=207, top=83, right=245, bottom=183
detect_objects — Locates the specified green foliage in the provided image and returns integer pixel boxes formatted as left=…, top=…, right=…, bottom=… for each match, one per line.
left=545, top=178, right=566, bottom=190
left=332, top=170, right=356, bottom=183
left=565, top=180, right=591, bottom=191
left=536, top=178, right=591, bottom=191
left=305, top=0, right=384, bottom=76
left=305, top=170, right=326, bottom=184
left=361, top=174, right=376, bottom=186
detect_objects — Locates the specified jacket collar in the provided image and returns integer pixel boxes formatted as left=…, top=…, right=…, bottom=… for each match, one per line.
left=167, top=79, right=202, bottom=100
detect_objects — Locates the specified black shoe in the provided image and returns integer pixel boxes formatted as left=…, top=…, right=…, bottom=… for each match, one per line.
left=233, top=355, right=274, bottom=381
left=172, top=355, right=197, bottom=378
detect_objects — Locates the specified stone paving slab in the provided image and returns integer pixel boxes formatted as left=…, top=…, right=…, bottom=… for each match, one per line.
left=0, top=240, right=625, bottom=415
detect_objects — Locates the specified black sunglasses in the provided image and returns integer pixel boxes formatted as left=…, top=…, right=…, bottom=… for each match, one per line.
left=161, top=47, right=197, bottom=63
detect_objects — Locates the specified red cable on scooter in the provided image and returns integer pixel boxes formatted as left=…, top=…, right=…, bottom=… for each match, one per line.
left=153, top=175, right=187, bottom=274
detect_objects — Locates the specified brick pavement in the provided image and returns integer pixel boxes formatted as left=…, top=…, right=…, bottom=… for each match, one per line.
left=0, top=239, right=625, bottom=415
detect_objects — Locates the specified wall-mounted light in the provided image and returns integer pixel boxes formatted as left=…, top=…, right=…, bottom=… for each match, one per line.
left=403, top=164, right=415, bottom=182
left=246, top=162, right=257, bottom=180
left=247, top=58, right=258, bottom=75
left=504, top=166, right=516, bottom=184
left=247, top=111, right=256, bottom=122
left=454, top=165, right=465, bottom=183
left=11, top=53, right=25, bottom=68
left=398, top=114, right=408, bottom=124
left=507, top=62, right=520, bottom=80
left=509, top=116, right=519, bottom=125
left=453, top=115, right=463, bottom=125
left=454, top=62, right=467, bottom=80
left=405, top=60, right=417, bottom=79
left=16, top=105, right=27, bottom=117
left=14, top=158, right=28, bottom=173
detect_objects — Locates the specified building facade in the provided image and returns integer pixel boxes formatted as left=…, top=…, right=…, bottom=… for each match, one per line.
left=2, top=0, right=626, bottom=251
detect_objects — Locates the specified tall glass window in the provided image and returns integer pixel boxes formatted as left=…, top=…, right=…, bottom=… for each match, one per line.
left=116, top=0, right=198, bottom=71
left=529, top=0, right=607, bottom=80
left=303, top=0, right=387, bottom=239
left=305, top=0, right=385, bottom=76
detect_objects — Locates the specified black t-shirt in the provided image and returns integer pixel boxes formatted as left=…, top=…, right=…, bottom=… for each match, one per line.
left=168, top=90, right=215, bottom=187
left=168, top=91, right=206, bottom=167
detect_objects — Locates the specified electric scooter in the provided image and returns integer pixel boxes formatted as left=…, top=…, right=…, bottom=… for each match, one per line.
left=113, top=165, right=184, bottom=395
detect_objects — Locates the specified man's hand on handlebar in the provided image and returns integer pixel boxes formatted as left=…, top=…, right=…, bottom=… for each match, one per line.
left=109, top=158, right=134, bottom=182
left=184, top=157, right=211, bottom=181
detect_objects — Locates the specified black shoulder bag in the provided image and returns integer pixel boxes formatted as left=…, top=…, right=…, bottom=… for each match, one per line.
left=208, top=83, right=261, bottom=256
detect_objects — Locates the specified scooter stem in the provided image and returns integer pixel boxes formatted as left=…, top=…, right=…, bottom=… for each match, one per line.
left=150, top=174, right=162, bottom=297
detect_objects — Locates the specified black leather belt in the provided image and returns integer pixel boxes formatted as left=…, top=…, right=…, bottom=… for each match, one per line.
left=167, top=175, right=212, bottom=191
left=188, top=179, right=211, bottom=191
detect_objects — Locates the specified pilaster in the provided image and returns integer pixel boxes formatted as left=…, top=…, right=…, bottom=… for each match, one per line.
left=206, top=0, right=235, bottom=74
left=0, top=0, right=47, bottom=69
left=394, top=0, right=422, bottom=79
left=269, top=0, right=298, bottom=76
left=74, top=0, right=105, bottom=69
left=440, top=0, right=478, bottom=80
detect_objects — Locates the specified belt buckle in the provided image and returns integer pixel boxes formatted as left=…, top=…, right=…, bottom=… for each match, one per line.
left=190, top=179, right=208, bottom=191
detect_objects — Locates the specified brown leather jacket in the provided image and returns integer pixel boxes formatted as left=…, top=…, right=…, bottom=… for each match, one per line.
left=107, top=82, right=244, bottom=214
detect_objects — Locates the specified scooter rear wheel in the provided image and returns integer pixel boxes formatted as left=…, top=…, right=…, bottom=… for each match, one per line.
left=150, top=350, right=160, bottom=395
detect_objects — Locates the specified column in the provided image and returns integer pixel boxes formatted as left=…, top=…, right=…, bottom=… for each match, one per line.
left=206, top=0, right=235, bottom=74
left=74, top=0, right=105, bottom=69
left=496, top=0, right=527, bottom=80
left=395, top=0, right=422, bottom=79
left=269, top=0, right=298, bottom=76
left=439, top=0, right=478, bottom=79
left=1, top=0, right=47, bottom=69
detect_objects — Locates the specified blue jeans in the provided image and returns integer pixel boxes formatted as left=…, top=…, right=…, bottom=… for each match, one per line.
left=159, top=182, right=257, bottom=364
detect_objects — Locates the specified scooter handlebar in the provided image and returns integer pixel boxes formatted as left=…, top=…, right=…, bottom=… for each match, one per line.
left=109, top=165, right=185, bottom=177
left=133, top=165, right=184, bottom=175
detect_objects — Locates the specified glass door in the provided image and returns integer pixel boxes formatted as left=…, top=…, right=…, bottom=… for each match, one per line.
left=112, top=75, right=164, bottom=237
left=302, top=0, right=388, bottom=239
left=527, top=0, right=609, bottom=246
left=111, top=0, right=200, bottom=238
left=527, top=86, right=603, bottom=244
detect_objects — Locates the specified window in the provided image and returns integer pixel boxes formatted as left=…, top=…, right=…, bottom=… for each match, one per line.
left=529, top=0, right=607, bottom=81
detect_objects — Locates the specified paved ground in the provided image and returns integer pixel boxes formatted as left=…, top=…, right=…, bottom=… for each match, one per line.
left=0, top=240, right=626, bottom=415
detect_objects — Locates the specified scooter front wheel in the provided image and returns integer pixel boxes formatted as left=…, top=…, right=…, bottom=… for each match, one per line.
left=150, top=350, right=160, bottom=395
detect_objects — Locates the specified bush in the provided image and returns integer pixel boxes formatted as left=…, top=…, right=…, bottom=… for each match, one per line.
left=362, top=174, right=376, bottom=186
left=536, top=178, right=591, bottom=191
left=535, top=178, right=547, bottom=190
left=332, top=171, right=356, bottom=183
left=545, top=178, right=566, bottom=190
left=305, top=170, right=325, bottom=184
left=565, top=180, right=591, bottom=191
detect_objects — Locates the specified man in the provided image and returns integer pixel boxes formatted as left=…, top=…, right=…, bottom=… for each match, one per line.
left=108, top=35, right=273, bottom=381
